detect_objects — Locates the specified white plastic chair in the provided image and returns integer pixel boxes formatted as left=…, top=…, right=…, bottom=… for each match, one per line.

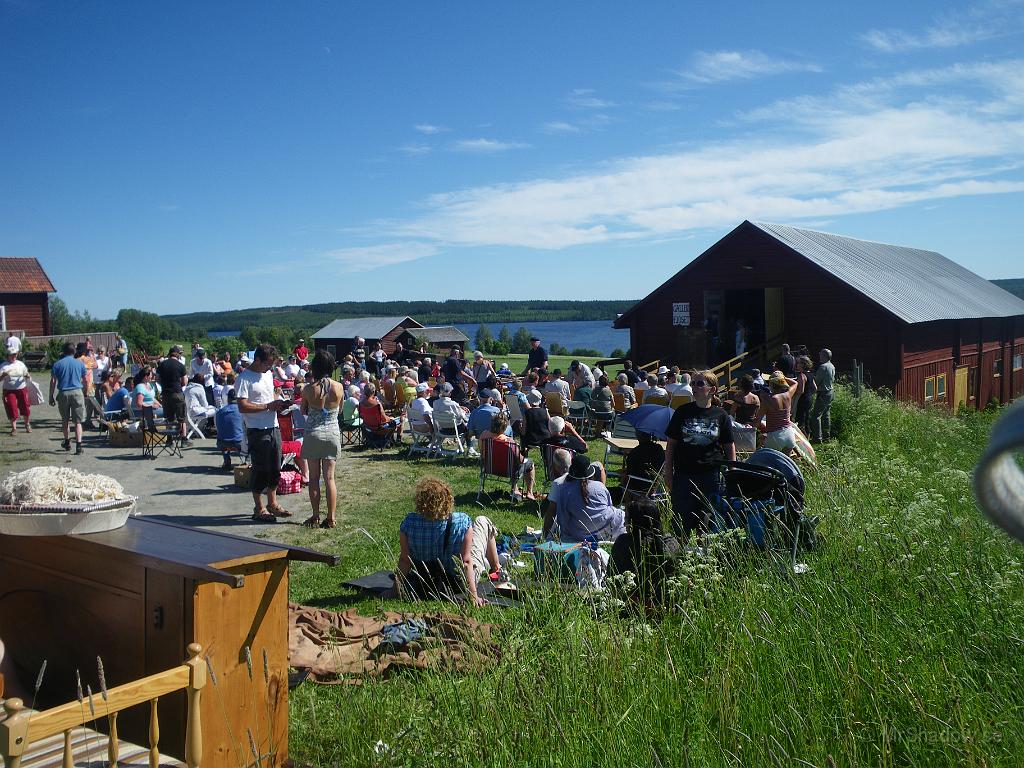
left=406, top=409, right=436, bottom=458
left=432, top=410, right=467, bottom=456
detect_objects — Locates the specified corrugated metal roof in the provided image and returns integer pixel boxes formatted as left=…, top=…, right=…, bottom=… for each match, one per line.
left=0, top=257, right=56, bottom=293
left=752, top=222, right=1024, bottom=323
left=311, top=316, right=421, bottom=340
left=414, top=326, right=471, bottom=343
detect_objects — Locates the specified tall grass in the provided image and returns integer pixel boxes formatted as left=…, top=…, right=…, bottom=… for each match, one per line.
left=287, top=387, right=1024, bottom=767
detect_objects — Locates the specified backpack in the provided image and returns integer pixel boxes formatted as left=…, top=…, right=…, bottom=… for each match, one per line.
left=402, top=517, right=462, bottom=600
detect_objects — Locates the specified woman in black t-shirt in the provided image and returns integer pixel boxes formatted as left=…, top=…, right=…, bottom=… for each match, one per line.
left=663, top=369, right=736, bottom=539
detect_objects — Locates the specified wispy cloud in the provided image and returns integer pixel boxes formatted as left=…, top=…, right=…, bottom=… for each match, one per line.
left=320, top=242, right=438, bottom=272
left=376, top=58, right=1024, bottom=250
left=566, top=88, right=617, bottom=109
left=414, top=123, right=448, bottom=134
left=541, top=121, right=581, bottom=134
left=862, top=0, right=1024, bottom=52
left=675, top=50, right=822, bottom=85
left=397, top=143, right=432, bottom=156
left=450, top=138, right=530, bottom=153
left=157, top=203, right=180, bottom=212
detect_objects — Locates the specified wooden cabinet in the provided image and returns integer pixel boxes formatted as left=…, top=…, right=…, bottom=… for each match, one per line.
left=0, top=518, right=335, bottom=768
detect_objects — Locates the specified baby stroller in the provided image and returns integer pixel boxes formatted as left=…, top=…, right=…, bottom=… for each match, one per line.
left=712, top=448, right=816, bottom=569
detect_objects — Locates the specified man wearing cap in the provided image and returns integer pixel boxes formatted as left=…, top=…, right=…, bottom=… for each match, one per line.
left=283, top=355, right=302, bottom=381
left=409, top=382, right=434, bottom=427
left=467, top=388, right=501, bottom=439
left=157, top=345, right=190, bottom=443
left=524, top=336, right=548, bottom=377
left=441, top=346, right=474, bottom=404
left=569, top=359, right=596, bottom=390
left=293, top=339, right=309, bottom=361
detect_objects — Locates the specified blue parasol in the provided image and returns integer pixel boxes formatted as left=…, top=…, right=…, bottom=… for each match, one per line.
left=619, top=404, right=674, bottom=440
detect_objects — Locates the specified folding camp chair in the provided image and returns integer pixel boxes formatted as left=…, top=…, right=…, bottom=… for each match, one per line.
left=612, top=392, right=627, bottom=412
left=339, top=409, right=363, bottom=446
left=588, top=403, right=616, bottom=435
left=540, top=442, right=576, bottom=492
left=566, top=400, right=588, bottom=435
left=504, top=393, right=525, bottom=425
left=141, top=407, right=182, bottom=459
left=476, top=437, right=524, bottom=505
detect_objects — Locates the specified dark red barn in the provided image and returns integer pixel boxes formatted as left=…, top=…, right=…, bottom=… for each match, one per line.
left=0, top=257, right=55, bottom=337
left=614, top=221, right=1024, bottom=410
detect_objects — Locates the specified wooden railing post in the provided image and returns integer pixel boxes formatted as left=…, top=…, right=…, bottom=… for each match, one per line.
left=184, top=643, right=206, bottom=768
left=108, top=711, right=120, bottom=767
left=149, top=697, right=160, bottom=768
left=0, top=698, right=30, bottom=768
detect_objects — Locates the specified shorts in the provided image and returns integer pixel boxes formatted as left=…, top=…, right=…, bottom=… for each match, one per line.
left=57, top=389, right=86, bottom=424
left=163, top=391, right=186, bottom=423
left=469, top=516, right=498, bottom=577
left=248, top=427, right=281, bottom=492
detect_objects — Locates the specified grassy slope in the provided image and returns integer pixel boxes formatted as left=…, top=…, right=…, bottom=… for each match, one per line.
left=281, top=389, right=1022, bottom=767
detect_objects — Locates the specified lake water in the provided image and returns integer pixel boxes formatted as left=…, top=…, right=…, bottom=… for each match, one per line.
left=454, top=319, right=629, bottom=356
left=208, top=319, right=631, bottom=356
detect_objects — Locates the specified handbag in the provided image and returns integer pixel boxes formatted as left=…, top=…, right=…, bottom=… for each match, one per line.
left=26, top=380, right=44, bottom=406
left=403, top=517, right=461, bottom=600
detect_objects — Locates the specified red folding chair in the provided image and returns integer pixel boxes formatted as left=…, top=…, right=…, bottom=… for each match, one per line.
left=476, top=437, right=524, bottom=505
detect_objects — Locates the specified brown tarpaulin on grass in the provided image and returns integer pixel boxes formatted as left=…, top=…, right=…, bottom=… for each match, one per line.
left=288, top=602, right=500, bottom=684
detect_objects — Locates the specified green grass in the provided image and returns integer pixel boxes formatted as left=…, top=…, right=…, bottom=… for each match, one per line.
left=280, top=387, right=1024, bottom=767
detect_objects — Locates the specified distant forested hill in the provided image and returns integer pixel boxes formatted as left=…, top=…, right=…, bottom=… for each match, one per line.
left=165, top=300, right=636, bottom=333
left=993, top=278, right=1024, bottom=300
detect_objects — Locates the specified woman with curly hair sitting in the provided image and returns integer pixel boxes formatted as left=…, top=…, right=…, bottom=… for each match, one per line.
left=398, top=476, right=501, bottom=606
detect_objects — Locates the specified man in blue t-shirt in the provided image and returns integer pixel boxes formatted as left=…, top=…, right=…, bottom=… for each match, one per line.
left=49, top=342, right=88, bottom=454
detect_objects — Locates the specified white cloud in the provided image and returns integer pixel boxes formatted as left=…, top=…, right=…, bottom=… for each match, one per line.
left=414, top=123, right=447, bottom=134
left=380, top=58, right=1024, bottom=250
left=320, top=242, right=438, bottom=272
left=862, top=0, right=1024, bottom=52
left=397, top=143, right=432, bottom=156
left=566, top=88, right=617, bottom=109
left=541, top=121, right=580, bottom=134
left=676, top=50, right=822, bottom=85
left=450, top=138, right=530, bottom=153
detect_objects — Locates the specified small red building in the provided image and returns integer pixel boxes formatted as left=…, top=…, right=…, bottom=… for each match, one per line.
left=614, top=221, right=1024, bottom=410
left=0, top=257, right=55, bottom=337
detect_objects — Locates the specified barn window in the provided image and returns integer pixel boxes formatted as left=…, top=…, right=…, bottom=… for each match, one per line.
left=994, top=358, right=1003, bottom=377
left=327, top=344, right=336, bottom=357
left=924, top=376, right=935, bottom=402
left=1014, top=354, right=1023, bottom=371
left=936, top=373, right=946, bottom=400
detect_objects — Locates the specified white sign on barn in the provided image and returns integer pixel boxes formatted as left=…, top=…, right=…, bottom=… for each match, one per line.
left=672, top=302, right=690, bottom=326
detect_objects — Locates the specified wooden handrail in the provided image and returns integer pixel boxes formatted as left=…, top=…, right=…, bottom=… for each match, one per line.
left=711, top=333, right=786, bottom=388
left=1, top=644, right=206, bottom=768
left=638, top=359, right=660, bottom=373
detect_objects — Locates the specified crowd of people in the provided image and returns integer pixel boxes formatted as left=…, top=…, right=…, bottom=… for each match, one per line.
left=3, top=328, right=837, bottom=605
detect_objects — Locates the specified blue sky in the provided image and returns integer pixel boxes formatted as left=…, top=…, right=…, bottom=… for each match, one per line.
left=2, top=0, right=1023, bottom=318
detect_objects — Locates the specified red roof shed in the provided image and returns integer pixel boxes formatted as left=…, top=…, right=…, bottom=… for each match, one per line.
left=0, top=257, right=55, bottom=336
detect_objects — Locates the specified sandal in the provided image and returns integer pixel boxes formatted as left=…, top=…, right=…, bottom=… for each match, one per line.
left=267, top=505, right=293, bottom=518
left=252, top=508, right=278, bottom=523
left=320, top=518, right=336, bottom=529
left=302, top=516, right=321, bottom=528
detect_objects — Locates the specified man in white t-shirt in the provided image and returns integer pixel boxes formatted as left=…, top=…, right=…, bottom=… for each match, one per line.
left=283, top=355, right=302, bottom=381
left=234, top=344, right=290, bottom=523
left=5, top=333, right=21, bottom=356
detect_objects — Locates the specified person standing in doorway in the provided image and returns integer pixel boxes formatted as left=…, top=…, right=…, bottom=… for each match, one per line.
left=809, top=348, right=836, bottom=443
left=235, top=344, right=292, bottom=523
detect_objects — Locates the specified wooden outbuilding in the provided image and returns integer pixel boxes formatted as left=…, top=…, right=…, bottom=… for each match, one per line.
left=614, top=221, right=1024, bottom=410
left=0, top=257, right=54, bottom=337
left=310, top=315, right=423, bottom=358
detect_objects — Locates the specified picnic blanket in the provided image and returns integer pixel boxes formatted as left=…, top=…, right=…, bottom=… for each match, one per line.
left=288, top=602, right=500, bottom=684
